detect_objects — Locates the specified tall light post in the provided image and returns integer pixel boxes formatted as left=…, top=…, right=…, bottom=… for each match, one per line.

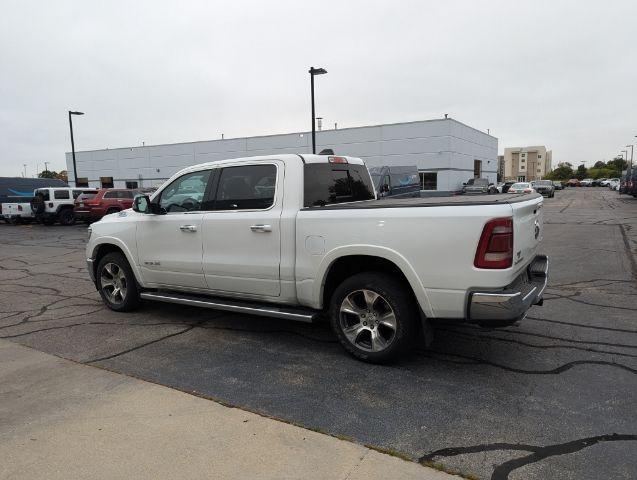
left=628, top=143, right=635, bottom=169
left=44, top=161, right=50, bottom=173
left=68, top=110, right=84, bottom=186
left=308, top=67, right=327, bottom=154
left=23, top=163, right=27, bottom=178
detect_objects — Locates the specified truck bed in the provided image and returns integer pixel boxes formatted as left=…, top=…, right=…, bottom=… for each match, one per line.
left=302, top=193, right=541, bottom=210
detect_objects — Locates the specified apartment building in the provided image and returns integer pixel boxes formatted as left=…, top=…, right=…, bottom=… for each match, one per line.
left=503, top=146, right=552, bottom=181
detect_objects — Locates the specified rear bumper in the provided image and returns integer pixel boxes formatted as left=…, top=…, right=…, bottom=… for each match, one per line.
left=74, top=210, right=101, bottom=220
left=468, top=254, right=548, bottom=326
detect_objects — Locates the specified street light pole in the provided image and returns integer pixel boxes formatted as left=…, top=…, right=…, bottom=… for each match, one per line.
left=23, top=164, right=27, bottom=178
left=44, top=161, right=49, bottom=173
left=68, top=110, right=84, bottom=186
left=308, top=67, right=327, bottom=154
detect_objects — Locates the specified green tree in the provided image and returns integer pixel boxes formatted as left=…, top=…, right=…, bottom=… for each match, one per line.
left=593, top=161, right=605, bottom=169
left=38, top=170, right=57, bottom=179
left=606, top=157, right=628, bottom=175
left=576, top=164, right=587, bottom=179
left=56, top=170, right=68, bottom=183
left=545, top=162, right=574, bottom=180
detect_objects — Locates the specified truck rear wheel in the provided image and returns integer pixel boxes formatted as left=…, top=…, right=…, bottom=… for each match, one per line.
left=96, top=252, right=140, bottom=311
left=329, top=272, right=418, bottom=363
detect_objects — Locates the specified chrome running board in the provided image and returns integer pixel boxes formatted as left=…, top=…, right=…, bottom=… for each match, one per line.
left=140, top=291, right=318, bottom=323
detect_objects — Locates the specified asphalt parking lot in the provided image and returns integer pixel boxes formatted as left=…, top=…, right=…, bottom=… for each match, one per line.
left=1, top=187, right=636, bottom=480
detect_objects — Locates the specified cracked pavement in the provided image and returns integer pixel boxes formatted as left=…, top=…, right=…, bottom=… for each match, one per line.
left=1, top=187, right=636, bottom=479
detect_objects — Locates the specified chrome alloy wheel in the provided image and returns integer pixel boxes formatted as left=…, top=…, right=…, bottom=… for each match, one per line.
left=100, top=262, right=128, bottom=305
left=339, top=289, right=397, bottom=352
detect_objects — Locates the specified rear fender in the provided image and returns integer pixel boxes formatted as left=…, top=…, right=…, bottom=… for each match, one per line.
left=315, top=245, right=434, bottom=317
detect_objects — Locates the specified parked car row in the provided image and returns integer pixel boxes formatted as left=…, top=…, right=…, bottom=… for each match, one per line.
left=2, top=187, right=140, bottom=225
left=564, top=177, right=621, bottom=187
left=462, top=179, right=559, bottom=198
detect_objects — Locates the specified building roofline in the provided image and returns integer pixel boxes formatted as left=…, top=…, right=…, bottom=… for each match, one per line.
left=66, top=117, right=497, bottom=155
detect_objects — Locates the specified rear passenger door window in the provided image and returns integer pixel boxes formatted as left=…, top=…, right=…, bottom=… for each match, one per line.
left=103, top=191, right=118, bottom=199
left=213, top=164, right=277, bottom=210
left=54, top=190, right=70, bottom=200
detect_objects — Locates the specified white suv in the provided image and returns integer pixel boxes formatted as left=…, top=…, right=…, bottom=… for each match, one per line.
left=31, top=187, right=97, bottom=225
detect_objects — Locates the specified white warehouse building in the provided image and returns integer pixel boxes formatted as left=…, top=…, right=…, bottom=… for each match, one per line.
left=65, top=117, right=497, bottom=193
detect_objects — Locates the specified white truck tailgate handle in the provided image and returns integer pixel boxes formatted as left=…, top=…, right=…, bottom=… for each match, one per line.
left=250, top=224, right=272, bottom=233
left=179, top=225, right=198, bottom=232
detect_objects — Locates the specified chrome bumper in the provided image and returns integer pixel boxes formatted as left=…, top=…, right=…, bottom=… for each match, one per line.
left=468, top=254, right=548, bottom=326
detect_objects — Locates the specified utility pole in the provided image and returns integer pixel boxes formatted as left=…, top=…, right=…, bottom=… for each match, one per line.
left=68, top=110, right=84, bottom=186
left=308, top=67, right=327, bottom=154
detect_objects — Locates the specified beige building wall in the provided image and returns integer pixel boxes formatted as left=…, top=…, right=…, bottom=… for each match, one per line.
left=503, top=146, right=552, bottom=181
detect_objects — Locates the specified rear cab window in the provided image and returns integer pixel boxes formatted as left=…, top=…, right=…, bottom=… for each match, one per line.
left=303, top=163, right=375, bottom=208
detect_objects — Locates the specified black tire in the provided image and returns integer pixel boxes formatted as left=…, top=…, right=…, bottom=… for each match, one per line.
left=96, top=252, right=140, bottom=311
left=329, top=272, right=419, bottom=363
left=58, top=209, right=75, bottom=226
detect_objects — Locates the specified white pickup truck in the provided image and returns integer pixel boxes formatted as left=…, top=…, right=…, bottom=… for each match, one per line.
left=86, top=154, right=548, bottom=362
left=2, top=199, right=34, bottom=224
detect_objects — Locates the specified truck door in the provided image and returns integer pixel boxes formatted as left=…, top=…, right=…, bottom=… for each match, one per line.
left=136, top=170, right=212, bottom=289
left=201, top=162, right=282, bottom=297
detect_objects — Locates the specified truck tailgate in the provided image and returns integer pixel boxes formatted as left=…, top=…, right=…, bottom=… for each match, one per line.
left=510, top=195, right=543, bottom=270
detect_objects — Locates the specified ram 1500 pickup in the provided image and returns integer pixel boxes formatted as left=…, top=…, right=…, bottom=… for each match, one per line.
left=86, top=154, right=548, bottom=363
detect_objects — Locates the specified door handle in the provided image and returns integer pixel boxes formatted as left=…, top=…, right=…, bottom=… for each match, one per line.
left=250, top=224, right=272, bottom=233
left=179, top=225, right=198, bottom=232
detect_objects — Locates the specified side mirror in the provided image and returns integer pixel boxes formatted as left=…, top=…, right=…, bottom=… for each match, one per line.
left=133, top=195, right=151, bottom=214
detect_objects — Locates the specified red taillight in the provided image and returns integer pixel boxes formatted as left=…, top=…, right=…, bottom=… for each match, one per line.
left=18, top=205, right=23, bottom=211
left=474, top=217, right=513, bottom=269
left=328, top=156, right=348, bottom=164
left=524, top=188, right=532, bottom=193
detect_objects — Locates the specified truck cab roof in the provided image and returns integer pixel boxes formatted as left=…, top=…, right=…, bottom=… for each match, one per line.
left=171, top=154, right=365, bottom=178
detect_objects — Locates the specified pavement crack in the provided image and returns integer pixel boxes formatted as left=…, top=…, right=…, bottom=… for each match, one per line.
left=420, top=433, right=637, bottom=480
left=619, top=224, right=637, bottom=281
left=84, top=325, right=197, bottom=363
left=526, top=315, right=637, bottom=334
left=438, top=327, right=637, bottom=358
left=418, top=350, right=637, bottom=375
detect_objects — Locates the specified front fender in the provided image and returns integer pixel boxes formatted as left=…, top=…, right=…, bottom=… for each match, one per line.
left=89, top=236, right=146, bottom=288
left=314, top=245, right=434, bottom=317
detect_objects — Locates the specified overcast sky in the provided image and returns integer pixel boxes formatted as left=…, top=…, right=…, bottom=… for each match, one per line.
left=1, top=0, right=636, bottom=177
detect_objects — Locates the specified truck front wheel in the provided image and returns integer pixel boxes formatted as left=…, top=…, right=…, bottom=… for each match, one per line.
left=96, top=252, right=140, bottom=311
left=329, top=272, right=418, bottom=363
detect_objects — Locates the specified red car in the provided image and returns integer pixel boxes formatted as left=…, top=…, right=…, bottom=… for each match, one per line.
left=74, top=189, right=138, bottom=222
left=566, top=178, right=581, bottom=187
